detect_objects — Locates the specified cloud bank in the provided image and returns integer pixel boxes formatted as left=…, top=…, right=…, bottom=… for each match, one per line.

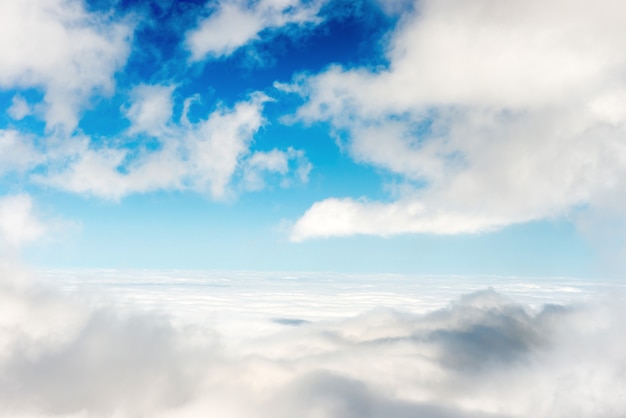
left=1, top=267, right=624, bottom=417
left=290, top=0, right=626, bottom=240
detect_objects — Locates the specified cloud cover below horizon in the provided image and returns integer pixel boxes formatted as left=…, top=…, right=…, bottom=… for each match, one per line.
left=0, top=201, right=621, bottom=418
left=0, top=264, right=625, bottom=417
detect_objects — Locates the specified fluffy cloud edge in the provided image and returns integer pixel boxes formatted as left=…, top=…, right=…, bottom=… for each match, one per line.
left=0, top=195, right=47, bottom=248
left=30, top=90, right=311, bottom=201
left=289, top=197, right=513, bottom=241
left=0, top=0, right=133, bottom=132
left=287, top=0, right=626, bottom=240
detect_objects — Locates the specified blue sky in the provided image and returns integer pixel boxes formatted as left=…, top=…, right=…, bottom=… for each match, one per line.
left=1, top=0, right=625, bottom=276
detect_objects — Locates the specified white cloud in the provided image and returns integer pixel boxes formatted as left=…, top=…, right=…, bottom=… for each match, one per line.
left=243, top=147, right=311, bottom=191
left=0, top=271, right=210, bottom=417
left=185, top=0, right=325, bottom=61
left=0, top=0, right=132, bottom=131
left=291, top=197, right=506, bottom=242
left=124, top=84, right=176, bottom=136
left=0, top=130, right=45, bottom=176
left=36, top=91, right=310, bottom=200
left=7, top=95, right=31, bottom=120
left=1, top=268, right=625, bottom=417
left=289, top=0, right=626, bottom=240
left=0, top=195, right=47, bottom=249
left=243, top=149, right=290, bottom=190
left=186, top=94, right=272, bottom=198
left=249, top=149, right=291, bottom=173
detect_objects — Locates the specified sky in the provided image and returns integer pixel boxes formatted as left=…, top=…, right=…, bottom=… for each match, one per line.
left=2, top=1, right=626, bottom=416
left=2, top=0, right=626, bottom=276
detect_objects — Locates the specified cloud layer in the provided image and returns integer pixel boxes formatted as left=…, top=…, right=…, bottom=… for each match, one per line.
left=290, top=0, right=626, bottom=240
left=1, top=267, right=624, bottom=417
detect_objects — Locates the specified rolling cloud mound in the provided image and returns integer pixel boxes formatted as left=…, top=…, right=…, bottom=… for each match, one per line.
left=0, top=266, right=624, bottom=417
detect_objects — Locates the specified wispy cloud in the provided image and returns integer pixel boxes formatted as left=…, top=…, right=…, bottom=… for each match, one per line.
left=185, top=0, right=327, bottom=62
left=15, top=89, right=311, bottom=200
left=0, top=130, right=44, bottom=177
left=7, top=95, right=32, bottom=121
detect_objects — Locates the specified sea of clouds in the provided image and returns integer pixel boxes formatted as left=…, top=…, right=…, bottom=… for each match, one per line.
left=1, top=265, right=625, bottom=417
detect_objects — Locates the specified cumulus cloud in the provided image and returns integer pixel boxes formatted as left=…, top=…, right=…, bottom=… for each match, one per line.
left=289, top=0, right=626, bottom=240
left=185, top=0, right=326, bottom=61
left=0, top=130, right=45, bottom=176
left=0, top=195, right=47, bottom=249
left=0, top=0, right=132, bottom=132
left=39, top=92, right=266, bottom=199
left=31, top=89, right=310, bottom=200
left=291, top=197, right=502, bottom=241
left=7, top=95, right=32, bottom=120
left=124, top=84, right=176, bottom=137
left=242, top=147, right=312, bottom=191
left=1, top=267, right=625, bottom=417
